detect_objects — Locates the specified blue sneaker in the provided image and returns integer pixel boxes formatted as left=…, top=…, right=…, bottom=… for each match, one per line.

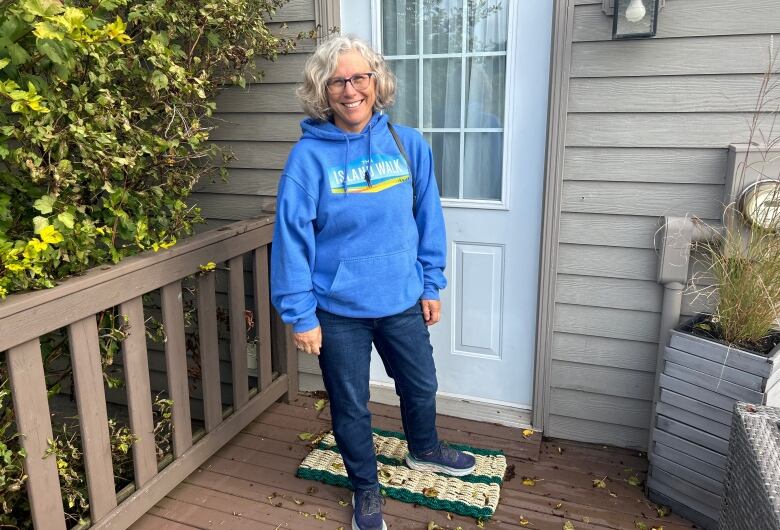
left=351, top=487, right=387, bottom=530
left=405, top=442, right=476, bottom=477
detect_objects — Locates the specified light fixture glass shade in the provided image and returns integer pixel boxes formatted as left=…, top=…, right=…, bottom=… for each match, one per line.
left=612, top=0, right=659, bottom=39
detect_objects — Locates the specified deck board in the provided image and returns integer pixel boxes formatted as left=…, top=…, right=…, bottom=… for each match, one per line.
left=131, top=394, right=697, bottom=530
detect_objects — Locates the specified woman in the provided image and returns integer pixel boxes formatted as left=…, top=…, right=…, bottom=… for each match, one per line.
left=270, top=35, right=475, bottom=530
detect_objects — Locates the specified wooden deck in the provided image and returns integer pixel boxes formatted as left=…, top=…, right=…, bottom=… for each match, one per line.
left=131, top=395, right=697, bottom=530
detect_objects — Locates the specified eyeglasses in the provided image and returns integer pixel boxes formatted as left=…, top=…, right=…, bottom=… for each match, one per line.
left=325, top=72, right=376, bottom=94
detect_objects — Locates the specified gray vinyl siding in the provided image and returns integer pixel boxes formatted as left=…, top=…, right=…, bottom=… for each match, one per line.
left=192, top=0, right=316, bottom=228
left=548, top=0, right=780, bottom=449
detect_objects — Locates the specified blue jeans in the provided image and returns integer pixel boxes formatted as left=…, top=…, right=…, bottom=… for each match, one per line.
left=316, top=303, right=439, bottom=491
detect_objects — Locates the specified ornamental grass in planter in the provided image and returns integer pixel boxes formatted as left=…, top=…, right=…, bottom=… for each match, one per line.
left=647, top=52, right=780, bottom=530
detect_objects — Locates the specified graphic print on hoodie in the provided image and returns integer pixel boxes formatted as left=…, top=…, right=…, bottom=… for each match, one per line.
left=270, top=113, right=447, bottom=333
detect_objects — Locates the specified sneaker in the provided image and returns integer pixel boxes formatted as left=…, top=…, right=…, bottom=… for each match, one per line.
left=351, top=487, right=387, bottom=530
left=405, top=442, right=476, bottom=477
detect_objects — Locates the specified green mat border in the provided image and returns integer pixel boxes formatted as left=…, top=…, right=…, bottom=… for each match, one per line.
left=296, top=467, right=494, bottom=520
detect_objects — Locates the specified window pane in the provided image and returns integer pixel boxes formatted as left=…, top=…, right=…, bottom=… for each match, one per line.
left=382, top=0, right=418, bottom=55
left=422, top=58, right=461, bottom=128
left=465, top=56, right=505, bottom=128
left=463, top=132, right=502, bottom=200
left=386, top=59, right=418, bottom=127
left=425, top=132, right=460, bottom=199
left=423, top=0, right=463, bottom=54
left=468, top=0, right=508, bottom=52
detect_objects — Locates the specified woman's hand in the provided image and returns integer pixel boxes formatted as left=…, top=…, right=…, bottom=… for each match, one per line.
left=420, top=299, right=441, bottom=326
left=294, top=326, right=322, bottom=355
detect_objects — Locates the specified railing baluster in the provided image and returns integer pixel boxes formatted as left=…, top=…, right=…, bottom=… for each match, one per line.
left=161, top=281, right=192, bottom=457
left=119, top=297, right=157, bottom=487
left=197, top=271, right=222, bottom=432
left=271, top=306, right=297, bottom=403
left=6, top=339, right=67, bottom=530
left=228, top=256, right=248, bottom=408
left=69, top=316, right=118, bottom=521
left=253, top=246, right=273, bottom=390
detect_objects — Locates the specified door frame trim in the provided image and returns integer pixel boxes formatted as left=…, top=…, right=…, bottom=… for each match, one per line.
left=532, top=0, right=576, bottom=433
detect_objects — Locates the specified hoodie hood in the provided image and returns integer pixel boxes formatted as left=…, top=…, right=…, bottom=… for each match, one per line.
left=300, top=111, right=386, bottom=141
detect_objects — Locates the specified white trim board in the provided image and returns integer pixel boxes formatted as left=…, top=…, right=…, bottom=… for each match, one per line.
left=369, top=382, right=533, bottom=429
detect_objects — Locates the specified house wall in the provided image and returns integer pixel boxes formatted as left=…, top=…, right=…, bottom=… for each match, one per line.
left=192, top=0, right=317, bottom=227
left=547, top=0, right=780, bottom=449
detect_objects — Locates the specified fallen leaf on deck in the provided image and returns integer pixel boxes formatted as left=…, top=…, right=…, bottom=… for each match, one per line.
left=522, top=429, right=534, bottom=439
left=652, top=527, right=664, bottom=530
left=634, top=522, right=648, bottom=530
left=338, top=499, right=349, bottom=507
left=627, top=475, right=642, bottom=487
left=554, top=503, right=563, bottom=510
left=314, top=399, right=327, bottom=411
left=609, top=491, right=618, bottom=498
left=314, top=511, right=327, bottom=521
left=298, top=432, right=313, bottom=441
left=519, top=516, right=531, bottom=526
left=557, top=446, right=564, bottom=455
left=563, top=521, right=575, bottom=530
left=476, top=519, right=485, bottom=528
left=427, top=522, right=444, bottom=530
left=293, top=498, right=304, bottom=505
left=522, top=476, right=540, bottom=486
left=656, top=505, right=670, bottom=517
left=592, top=477, right=607, bottom=489
left=337, top=527, right=344, bottom=530
left=379, top=467, right=393, bottom=480
left=447, top=513, right=453, bottom=520
left=422, top=487, right=439, bottom=498
left=583, top=517, right=590, bottom=523
left=306, top=486, right=317, bottom=494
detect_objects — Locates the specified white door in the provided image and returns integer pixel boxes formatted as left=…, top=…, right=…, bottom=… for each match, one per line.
left=341, top=0, right=552, bottom=418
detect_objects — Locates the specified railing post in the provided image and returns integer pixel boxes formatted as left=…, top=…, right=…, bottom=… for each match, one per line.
left=228, top=256, right=249, bottom=408
left=197, top=271, right=223, bottom=432
left=119, top=297, right=157, bottom=488
left=161, top=281, right=193, bottom=457
left=271, top=307, right=297, bottom=403
left=69, top=316, right=118, bottom=521
left=253, top=246, right=273, bottom=391
left=7, top=339, right=67, bottom=530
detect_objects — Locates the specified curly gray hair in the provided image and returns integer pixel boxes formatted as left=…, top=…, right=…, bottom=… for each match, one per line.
left=297, top=35, right=396, bottom=121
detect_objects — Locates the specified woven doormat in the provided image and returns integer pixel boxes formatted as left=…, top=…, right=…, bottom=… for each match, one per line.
left=296, top=429, right=507, bottom=520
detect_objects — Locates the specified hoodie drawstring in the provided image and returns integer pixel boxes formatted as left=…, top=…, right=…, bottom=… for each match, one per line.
left=364, top=125, right=373, bottom=188
left=343, top=136, right=350, bottom=194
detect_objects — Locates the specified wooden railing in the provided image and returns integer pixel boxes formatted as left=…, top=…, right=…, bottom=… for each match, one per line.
left=0, top=217, right=296, bottom=529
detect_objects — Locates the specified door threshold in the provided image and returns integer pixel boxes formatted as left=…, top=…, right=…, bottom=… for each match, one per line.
left=369, top=381, right=533, bottom=430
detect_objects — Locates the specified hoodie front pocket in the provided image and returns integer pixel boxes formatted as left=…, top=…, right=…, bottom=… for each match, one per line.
left=327, top=248, right=421, bottom=308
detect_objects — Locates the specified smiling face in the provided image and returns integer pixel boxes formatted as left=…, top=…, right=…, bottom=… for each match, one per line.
left=327, top=50, right=377, bottom=134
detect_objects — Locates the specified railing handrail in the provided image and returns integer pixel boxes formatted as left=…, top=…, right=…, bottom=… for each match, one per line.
left=0, top=216, right=274, bottom=353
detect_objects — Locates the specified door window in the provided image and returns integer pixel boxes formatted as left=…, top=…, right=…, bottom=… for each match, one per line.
left=380, top=0, right=509, bottom=201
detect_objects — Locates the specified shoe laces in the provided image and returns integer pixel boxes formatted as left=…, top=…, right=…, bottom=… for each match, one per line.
left=359, top=488, right=384, bottom=516
left=430, top=442, right=458, bottom=462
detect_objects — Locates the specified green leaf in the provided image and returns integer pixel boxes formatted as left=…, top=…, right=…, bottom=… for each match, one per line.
left=33, top=195, right=55, bottom=214
left=57, top=211, right=74, bottom=229
left=37, top=39, right=68, bottom=65
left=150, top=70, right=168, bottom=90
left=33, top=216, right=49, bottom=233
left=34, top=21, right=65, bottom=41
left=21, top=0, right=64, bottom=17
left=0, top=58, right=9, bottom=71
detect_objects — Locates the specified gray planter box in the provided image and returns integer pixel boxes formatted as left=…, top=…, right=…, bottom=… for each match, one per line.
left=647, top=326, right=780, bottom=530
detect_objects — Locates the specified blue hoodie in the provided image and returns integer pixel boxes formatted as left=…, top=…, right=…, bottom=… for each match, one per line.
left=270, top=113, right=447, bottom=333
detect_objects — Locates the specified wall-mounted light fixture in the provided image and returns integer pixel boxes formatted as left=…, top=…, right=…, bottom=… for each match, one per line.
left=603, top=0, right=664, bottom=39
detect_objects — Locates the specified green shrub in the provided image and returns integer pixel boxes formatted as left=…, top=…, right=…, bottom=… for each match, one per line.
left=0, top=0, right=293, bottom=297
